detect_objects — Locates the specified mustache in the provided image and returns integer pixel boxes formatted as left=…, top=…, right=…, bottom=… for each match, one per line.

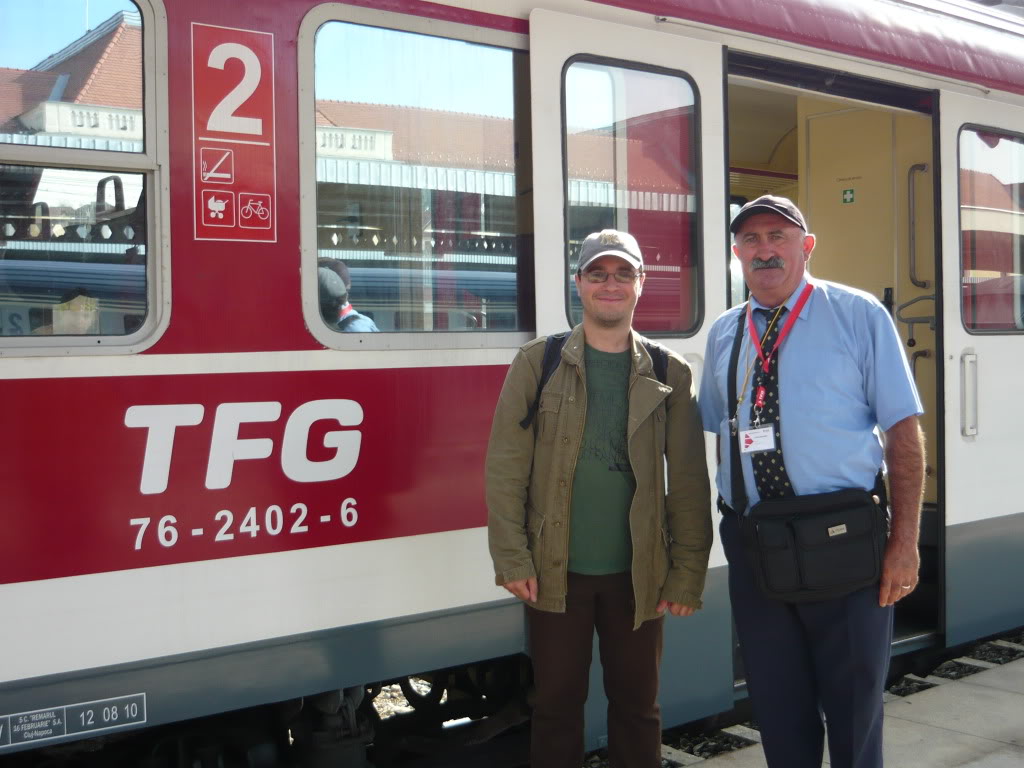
left=750, top=257, right=786, bottom=270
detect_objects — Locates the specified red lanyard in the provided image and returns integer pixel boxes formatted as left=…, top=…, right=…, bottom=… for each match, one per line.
left=746, top=283, right=814, bottom=414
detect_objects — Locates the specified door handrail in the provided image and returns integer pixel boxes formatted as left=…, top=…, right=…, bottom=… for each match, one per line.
left=908, top=163, right=930, bottom=288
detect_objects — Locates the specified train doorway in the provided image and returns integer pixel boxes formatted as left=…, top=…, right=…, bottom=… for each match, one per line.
left=724, top=56, right=943, bottom=655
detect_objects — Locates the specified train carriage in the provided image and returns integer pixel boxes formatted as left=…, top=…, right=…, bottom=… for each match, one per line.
left=0, top=0, right=1022, bottom=762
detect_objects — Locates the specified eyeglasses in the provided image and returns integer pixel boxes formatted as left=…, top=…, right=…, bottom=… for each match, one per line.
left=581, top=269, right=642, bottom=284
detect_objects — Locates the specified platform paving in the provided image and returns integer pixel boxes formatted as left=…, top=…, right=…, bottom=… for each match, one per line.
left=691, top=658, right=1024, bottom=767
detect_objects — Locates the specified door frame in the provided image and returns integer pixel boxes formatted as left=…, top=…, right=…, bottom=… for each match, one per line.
left=938, top=89, right=1024, bottom=644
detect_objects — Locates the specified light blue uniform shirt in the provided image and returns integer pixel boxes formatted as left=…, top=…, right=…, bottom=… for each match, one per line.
left=698, top=276, right=923, bottom=513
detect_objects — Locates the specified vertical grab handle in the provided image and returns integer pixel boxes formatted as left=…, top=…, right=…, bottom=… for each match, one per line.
left=908, top=163, right=930, bottom=288
left=961, top=352, right=978, bottom=436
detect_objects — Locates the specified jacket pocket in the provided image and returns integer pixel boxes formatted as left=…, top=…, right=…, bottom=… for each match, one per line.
left=527, top=513, right=546, bottom=571
left=654, top=404, right=667, bottom=452
left=537, top=392, right=562, bottom=443
left=654, top=526, right=671, bottom=581
left=527, top=513, right=545, bottom=540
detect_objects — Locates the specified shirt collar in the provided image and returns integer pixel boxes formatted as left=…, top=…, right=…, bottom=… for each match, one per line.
left=749, top=275, right=814, bottom=320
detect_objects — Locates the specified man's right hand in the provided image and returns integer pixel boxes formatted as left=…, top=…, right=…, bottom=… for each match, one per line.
left=503, top=577, right=538, bottom=603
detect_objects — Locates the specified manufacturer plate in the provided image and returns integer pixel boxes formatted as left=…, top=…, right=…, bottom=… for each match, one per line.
left=1, top=693, right=146, bottom=749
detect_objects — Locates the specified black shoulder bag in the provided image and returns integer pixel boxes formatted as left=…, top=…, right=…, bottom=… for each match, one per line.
left=725, top=308, right=890, bottom=603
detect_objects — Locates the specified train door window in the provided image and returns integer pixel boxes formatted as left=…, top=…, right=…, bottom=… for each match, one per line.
left=563, top=59, right=700, bottom=334
left=312, top=21, right=526, bottom=334
left=959, top=126, right=1024, bottom=332
left=0, top=0, right=164, bottom=347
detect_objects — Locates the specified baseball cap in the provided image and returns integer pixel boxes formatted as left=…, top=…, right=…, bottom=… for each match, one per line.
left=318, top=257, right=351, bottom=289
left=730, top=195, right=808, bottom=234
left=576, top=229, right=643, bottom=273
left=318, top=266, right=348, bottom=306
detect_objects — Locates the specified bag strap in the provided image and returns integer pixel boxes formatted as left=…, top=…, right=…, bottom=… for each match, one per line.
left=337, top=312, right=359, bottom=331
left=724, top=307, right=888, bottom=514
left=519, top=332, right=570, bottom=430
left=642, top=340, right=669, bottom=385
left=727, top=308, right=749, bottom=514
left=873, top=470, right=889, bottom=515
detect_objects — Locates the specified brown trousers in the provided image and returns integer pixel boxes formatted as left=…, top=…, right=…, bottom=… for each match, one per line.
left=527, top=571, right=664, bottom=768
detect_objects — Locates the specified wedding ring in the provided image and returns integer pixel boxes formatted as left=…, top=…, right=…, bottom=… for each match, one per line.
left=900, top=585, right=912, bottom=589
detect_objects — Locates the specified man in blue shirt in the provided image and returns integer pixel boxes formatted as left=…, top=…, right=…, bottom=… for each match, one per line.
left=699, top=196, right=925, bottom=768
left=318, top=257, right=380, bottom=332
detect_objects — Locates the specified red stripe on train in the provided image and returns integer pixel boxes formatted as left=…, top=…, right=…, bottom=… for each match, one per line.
left=0, top=365, right=505, bottom=584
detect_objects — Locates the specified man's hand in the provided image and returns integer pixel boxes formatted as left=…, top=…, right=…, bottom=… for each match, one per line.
left=880, top=415, right=925, bottom=608
left=879, top=540, right=920, bottom=607
left=503, top=577, right=538, bottom=603
left=656, top=600, right=695, bottom=617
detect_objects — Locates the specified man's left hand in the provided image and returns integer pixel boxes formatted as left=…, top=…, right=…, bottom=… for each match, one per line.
left=879, top=540, right=920, bottom=607
left=656, top=600, right=695, bottom=617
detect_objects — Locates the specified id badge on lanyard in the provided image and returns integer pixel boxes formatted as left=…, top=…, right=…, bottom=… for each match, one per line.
left=730, top=283, right=813, bottom=454
left=740, top=424, right=776, bottom=454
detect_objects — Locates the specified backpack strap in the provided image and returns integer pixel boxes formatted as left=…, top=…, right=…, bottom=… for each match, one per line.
left=519, top=333, right=669, bottom=430
left=337, top=312, right=359, bottom=331
left=642, top=340, right=670, bottom=385
left=519, top=332, right=570, bottom=430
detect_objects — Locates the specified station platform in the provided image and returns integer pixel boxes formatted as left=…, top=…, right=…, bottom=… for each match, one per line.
left=688, top=657, right=1024, bottom=767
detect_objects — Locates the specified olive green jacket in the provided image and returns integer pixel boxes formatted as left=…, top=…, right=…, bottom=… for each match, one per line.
left=485, top=324, right=713, bottom=629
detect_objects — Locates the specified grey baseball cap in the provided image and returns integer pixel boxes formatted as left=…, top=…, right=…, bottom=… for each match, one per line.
left=576, top=229, right=643, bottom=273
left=730, top=195, right=808, bottom=234
left=318, top=266, right=348, bottom=304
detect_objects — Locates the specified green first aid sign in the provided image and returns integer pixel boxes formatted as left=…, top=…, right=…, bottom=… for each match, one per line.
left=842, top=188, right=855, bottom=204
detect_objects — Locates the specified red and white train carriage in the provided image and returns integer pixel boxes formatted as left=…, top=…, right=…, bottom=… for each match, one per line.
left=1, top=0, right=1023, bottom=762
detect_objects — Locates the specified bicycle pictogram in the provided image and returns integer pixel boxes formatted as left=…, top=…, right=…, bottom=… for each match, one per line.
left=240, top=199, right=270, bottom=220
left=238, top=193, right=272, bottom=229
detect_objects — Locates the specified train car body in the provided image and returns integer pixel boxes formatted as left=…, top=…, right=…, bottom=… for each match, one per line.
left=0, top=0, right=1022, bottom=759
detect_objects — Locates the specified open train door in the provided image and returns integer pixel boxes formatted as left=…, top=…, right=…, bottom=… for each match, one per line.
left=528, top=8, right=732, bottom=743
left=939, top=91, right=1024, bottom=645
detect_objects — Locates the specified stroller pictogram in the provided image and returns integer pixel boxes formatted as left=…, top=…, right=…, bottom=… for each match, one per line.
left=207, top=196, right=228, bottom=219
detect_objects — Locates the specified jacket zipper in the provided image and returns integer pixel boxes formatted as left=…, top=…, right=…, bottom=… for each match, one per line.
left=626, top=366, right=640, bottom=615
left=562, top=361, right=587, bottom=578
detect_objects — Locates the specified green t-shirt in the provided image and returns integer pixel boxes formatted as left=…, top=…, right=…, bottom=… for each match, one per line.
left=568, top=345, right=636, bottom=574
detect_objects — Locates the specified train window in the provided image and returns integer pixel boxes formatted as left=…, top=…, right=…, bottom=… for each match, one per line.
left=0, top=163, right=147, bottom=336
left=0, top=0, right=162, bottom=350
left=959, top=127, right=1024, bottom=332
left=563, top=59, right=700, bottom=334
left=0, top=1, right=144, bottom=153
left=313, top=22, right=525, bottom=333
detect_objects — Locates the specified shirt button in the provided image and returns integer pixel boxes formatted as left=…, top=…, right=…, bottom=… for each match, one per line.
left=554, top=521, right=562, bottom=527
left=558, top=480, right=566, bottom=487
left=561, top=436, right=569, bottom=444
left=568, top=396, right=575, bottom=403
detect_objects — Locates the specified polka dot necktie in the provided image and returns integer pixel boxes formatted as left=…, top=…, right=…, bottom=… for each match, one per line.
left=750, top=308, right=795, bottom=499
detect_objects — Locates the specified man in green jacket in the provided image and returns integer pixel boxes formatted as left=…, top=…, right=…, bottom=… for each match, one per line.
left=485, top=229, right=712, bottom=768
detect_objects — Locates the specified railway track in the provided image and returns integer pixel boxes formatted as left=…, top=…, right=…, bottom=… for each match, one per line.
left=384, top=626, right=1024, bottom=768
left=5, top=628, right=1020, bottom=767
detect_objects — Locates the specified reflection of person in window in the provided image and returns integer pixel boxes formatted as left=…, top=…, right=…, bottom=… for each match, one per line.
left=317, top=257, right=379, bottom=332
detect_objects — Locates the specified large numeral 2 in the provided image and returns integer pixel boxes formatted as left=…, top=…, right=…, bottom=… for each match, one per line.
left=207, top=43, right=263, bottom=136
